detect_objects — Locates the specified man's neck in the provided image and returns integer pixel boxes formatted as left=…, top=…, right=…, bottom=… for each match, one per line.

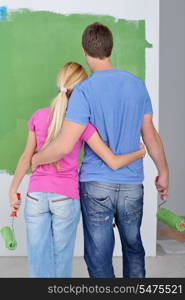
left=88, top=57, right=114, bottom=73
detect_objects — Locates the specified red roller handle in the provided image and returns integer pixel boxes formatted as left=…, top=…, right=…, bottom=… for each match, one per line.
left=10, top=193, right=21, bottom=217
left=155, top=176, right=168, bottom=200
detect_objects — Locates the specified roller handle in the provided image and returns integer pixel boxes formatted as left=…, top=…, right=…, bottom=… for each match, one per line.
left=10, top=193, right=21, bottom=217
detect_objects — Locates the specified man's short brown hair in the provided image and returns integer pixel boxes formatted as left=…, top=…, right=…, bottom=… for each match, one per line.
left=82, top=22, right=113, bottom=59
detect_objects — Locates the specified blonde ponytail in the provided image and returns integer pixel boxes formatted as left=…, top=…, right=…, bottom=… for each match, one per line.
left=42, top=92, right=68, bottom=150
left=42, top=62, right=88, bottom=170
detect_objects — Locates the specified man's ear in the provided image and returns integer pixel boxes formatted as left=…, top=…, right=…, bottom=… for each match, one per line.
left=82, top=48, right=86, bottom=56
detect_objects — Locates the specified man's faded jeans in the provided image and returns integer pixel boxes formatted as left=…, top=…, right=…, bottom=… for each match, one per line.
left=80, top=181, right=145, bottom=278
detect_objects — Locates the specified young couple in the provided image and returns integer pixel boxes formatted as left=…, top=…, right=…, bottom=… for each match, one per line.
left=9, top=23, right=169, bottom=278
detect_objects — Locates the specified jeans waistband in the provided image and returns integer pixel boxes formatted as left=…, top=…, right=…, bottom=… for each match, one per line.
left=82, top=181, right=143, bottom=191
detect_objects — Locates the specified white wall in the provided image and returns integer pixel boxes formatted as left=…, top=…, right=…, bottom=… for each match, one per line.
left=159, top=0, right=185, bottom=216
left=0, top=0, right=159, bottom=256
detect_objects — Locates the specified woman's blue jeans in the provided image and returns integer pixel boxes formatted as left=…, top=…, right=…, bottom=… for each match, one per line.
left=24, top=192, right=80, bottom=278
left=80, top=181, right=145, bottom=278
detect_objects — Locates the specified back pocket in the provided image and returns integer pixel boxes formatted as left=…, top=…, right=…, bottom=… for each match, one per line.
left=24, top=193, right=48, bottom=217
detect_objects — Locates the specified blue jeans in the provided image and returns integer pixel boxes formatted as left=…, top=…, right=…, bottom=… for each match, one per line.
left=80, top=181, right=145, bottom=278
left=24, top=192, right=80, bottom=278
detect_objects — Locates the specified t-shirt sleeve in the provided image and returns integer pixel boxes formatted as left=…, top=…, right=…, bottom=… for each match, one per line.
left=28, top=111, right=37, bottom=131
left=65, top=86, right=90, bottom=125
left=80, top=123, right=96, bottom=142
left=143, top=83, right=153, bottom=114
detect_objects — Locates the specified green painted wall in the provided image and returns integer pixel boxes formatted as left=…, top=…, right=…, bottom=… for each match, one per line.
left=0, top=9, right=152, bottom=173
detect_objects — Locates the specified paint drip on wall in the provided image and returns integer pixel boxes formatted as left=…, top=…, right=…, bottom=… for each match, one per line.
left=0, top=8, right=152, bottom=174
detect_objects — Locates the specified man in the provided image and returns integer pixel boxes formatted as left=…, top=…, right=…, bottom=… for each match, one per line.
left=32, top=23, right=169, bottom=278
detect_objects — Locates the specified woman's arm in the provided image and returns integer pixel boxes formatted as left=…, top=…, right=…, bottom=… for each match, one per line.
left=9, top=131, right=36, bottom=212
left=86, top=132, right=146, bottom=170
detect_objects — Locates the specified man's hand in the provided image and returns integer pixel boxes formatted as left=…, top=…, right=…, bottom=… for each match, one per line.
left=30, top=121, right=86, bottom=168
left=9, top=191, right=22, bottom=212
left=31, top=153, right=39, bottom=172
left=155, top=175, right=169, bottom=200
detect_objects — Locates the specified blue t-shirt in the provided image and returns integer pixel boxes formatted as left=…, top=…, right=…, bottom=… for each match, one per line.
left=65, top=69, right=153, bottom=184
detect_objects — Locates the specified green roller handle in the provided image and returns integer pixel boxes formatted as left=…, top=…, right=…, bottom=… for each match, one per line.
left=157, top=208, right=185, bottom=232
left=0, top=226, right=17, bottom=250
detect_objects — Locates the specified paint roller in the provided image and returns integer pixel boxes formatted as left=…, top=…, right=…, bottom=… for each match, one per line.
left=156, top=175, right=185, bottom=231
left=157, top=205, right=185, bottom=232
left=0, top=193, right=21, bottom=250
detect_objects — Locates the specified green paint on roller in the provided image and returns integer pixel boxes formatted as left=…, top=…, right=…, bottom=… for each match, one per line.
left=157, top=208, right=185, bottom=232
left=0, top=9, right=152, bottom=174
left=0, top=226, right=17, bottom=250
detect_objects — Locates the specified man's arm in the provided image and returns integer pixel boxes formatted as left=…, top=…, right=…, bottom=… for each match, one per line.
left=141, top=114, right=169, bottom=199
left=32, top=120, right=86, bottom=169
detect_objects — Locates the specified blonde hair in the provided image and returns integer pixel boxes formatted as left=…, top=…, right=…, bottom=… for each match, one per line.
left=42, top=62, right=88, bottom=169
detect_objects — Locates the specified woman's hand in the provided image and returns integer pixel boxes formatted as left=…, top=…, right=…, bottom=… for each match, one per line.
left=139, top=143, right=146, bottom=158
left=9, top=191, right=21, bottom=212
